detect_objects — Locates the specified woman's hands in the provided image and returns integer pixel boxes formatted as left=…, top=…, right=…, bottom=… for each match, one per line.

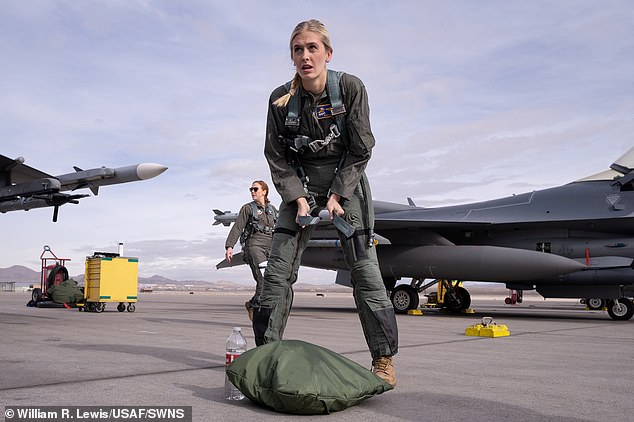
left=296, top=194, right=344, bottom=227
left=327, top=193, right=344, bottom=219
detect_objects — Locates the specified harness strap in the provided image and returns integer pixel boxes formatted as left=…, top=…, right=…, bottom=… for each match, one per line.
left=282, top=70, right=350, bottom=198
left=241, top=202, right=276, bottom=246
left=326, top=70, right=346, bottom=116
left=284, top=70, right=347, bottom=142
left=285, top=80, right=301, bottom=132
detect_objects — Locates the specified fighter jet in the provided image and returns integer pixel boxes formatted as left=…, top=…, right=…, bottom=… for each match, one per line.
left=0, top=154, right=167, bottom=221
left=215, top=147, right=634, bottom=321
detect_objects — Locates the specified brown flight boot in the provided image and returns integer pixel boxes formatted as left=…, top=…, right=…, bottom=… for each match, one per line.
left=372, top=356, right=396, bottom=387
left=245, top=301, right=253, bottom=321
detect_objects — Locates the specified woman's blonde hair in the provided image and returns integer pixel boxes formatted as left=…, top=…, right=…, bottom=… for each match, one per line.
left=273, top=19, right=333, bottom=108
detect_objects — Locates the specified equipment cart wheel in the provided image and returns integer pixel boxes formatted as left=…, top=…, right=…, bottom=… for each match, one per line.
left=390, top=284, right=419, bottom=314
left=117, top=303, right=126, bottom=312
left=127, top=303, right=136, bottom=313
left=606, top=299, right=634, bottom=321
left=95, top=303, right=105, bottom=313
left=32, top=288, right=42, bottom=303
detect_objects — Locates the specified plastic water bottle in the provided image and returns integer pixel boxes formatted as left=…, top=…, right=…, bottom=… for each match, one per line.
left=225, top=327, right=247, bottom=400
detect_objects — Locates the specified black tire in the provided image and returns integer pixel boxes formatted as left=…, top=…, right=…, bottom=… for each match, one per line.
left=32, top=288, right=42, bottom=303
left=444, top=286, right=471, bottom=312
left=117, top=303, right=126, bottom=312
left=586, top=298, right=605, bottom=310
left=390, top=285, right=419, bottom=314
left=606, top=299, right=634, bottom=321
left=95, top=303, right=105, bottom=313
left=127, top=303, right=136, bottom=313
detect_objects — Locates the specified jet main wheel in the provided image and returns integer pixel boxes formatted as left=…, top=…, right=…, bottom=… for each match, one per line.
left=586, top=298, right=605, bottom=310
left=606, top=299, right=634, bottom=321
left=390, top=285, right=419, bottom=314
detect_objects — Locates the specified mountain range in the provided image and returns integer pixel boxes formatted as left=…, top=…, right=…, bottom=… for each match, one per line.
left=0, top=265, right=347, bottom=292
left=0, top=265, right=224, bottom=286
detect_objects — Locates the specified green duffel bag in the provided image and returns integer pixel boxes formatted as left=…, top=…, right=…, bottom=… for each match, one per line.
left=226, top=339, right=393, bottom=414
left=47, top=279, right=84, bottom=304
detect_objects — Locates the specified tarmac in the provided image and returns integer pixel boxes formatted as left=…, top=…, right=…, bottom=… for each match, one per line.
left=1, top=288, right=633, bottom=422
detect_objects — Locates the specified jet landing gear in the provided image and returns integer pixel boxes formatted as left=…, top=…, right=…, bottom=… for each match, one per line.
left=606, top=298, right=634, bottom=321
left=390, top=284, right=420, bottom=313
left=442, top=283, right=472, bottom=312
left=390, top=279, right=471, bottom=314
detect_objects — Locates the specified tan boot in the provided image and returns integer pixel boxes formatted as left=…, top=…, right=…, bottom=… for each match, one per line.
left=372, top=356, right=396, bottom=387
left=245, top=301, right=253, bottom=321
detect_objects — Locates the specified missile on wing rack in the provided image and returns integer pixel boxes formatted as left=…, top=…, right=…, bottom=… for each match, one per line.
left=0, top=161, right=167, bottom=221
left=213, top=209, right=238, bottom=226
left=56, top=163, right=168, bottom=194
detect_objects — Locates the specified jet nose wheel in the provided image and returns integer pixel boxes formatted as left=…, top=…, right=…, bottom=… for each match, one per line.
left=390, top=285, right=419, bottom=314
left=606, top=298, right=634, bottom=321
left=443, top=286, right=471, bottom=312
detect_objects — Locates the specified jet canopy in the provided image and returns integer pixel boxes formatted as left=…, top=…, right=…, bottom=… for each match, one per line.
left=576, top=146, right=634, bottom=182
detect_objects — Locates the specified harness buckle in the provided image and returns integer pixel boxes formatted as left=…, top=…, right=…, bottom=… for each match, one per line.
left=285, top=116, right=300, bottom=128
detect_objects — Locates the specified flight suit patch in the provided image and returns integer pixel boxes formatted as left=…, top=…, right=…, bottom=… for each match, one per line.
left=315, top=104, right=333, bottom=120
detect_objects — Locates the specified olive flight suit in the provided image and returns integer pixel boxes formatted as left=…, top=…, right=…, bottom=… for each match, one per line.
left=225, top=201, right=276, bottom=302
left=254, top=71, right=398, bottom=360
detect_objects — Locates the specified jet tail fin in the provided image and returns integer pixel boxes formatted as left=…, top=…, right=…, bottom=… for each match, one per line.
left=216, top=252, right=245, bottom=269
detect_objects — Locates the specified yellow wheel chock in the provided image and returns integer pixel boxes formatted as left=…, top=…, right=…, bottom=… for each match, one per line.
left=465, top=317, right=510, bottom=338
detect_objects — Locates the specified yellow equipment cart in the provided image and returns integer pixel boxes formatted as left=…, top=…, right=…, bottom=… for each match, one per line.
left=83, top=253, right=139, bottom=313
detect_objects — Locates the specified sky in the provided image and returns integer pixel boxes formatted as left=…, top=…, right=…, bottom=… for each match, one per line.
left=1, top=0, right=633, bottom=284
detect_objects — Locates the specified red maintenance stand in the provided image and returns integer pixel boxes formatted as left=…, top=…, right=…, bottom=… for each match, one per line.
left=31, top=245, right=71, bottom=304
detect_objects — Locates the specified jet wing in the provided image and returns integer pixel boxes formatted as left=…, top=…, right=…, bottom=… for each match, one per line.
left=1, top=153, right=167, bottom=221
left=0, top=154, right=52, bottom=184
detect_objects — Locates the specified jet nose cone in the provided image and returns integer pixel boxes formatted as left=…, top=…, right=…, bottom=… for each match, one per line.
left=136, top=163, right=168, bottom=180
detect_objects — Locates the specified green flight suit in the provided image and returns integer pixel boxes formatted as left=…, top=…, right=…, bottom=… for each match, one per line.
left=254, top=71, right=398, bottom=360
left=225, top=201, right=276, bottom=302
